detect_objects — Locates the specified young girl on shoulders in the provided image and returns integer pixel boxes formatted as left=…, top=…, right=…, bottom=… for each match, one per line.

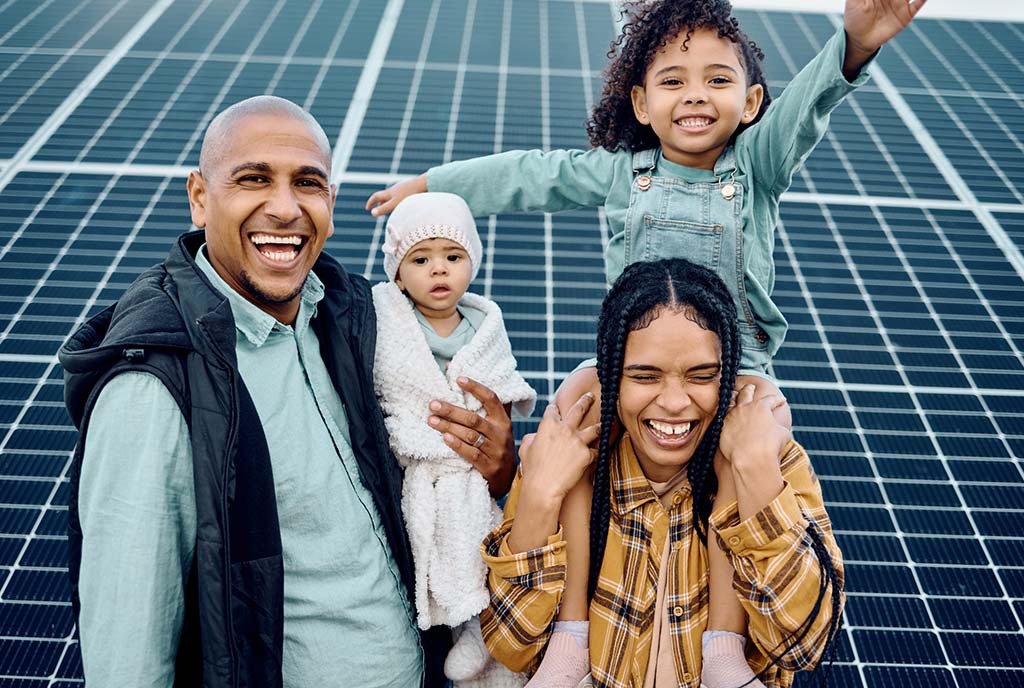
left=368, top=2, right=923, bottom=686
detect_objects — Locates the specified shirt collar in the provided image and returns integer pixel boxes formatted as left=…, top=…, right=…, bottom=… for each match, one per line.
left=195, top=245, right=324, bottom=347
left=611, top=434, right=692, bottom=516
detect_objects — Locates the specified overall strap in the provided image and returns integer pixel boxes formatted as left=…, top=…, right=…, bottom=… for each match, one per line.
left=631, top=148, right=658, bottom=173
left=713, top=145, right=738, bottom=178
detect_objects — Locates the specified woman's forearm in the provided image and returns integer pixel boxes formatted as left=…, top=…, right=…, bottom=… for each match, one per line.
left=507, top=479, right=563, bottom=552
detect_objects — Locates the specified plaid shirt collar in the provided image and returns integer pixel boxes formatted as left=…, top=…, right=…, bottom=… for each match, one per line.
left=610, top=434, right=693, bottom=517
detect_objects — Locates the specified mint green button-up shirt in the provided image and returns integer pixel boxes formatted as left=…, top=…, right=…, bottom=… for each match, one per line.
left=427, top=26, right=870, bottom=361
left=77, top=248, right=422, bottom=688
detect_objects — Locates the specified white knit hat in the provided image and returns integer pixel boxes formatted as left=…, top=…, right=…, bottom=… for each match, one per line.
left=382, top=192, right=482, bottom=282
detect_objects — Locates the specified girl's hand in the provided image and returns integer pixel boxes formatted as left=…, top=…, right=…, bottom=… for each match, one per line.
left=843, top=0, right=926, bottom=77
left=719, top=384, right=791, bottom=474
left=365, top=174, right=428, bottom=217
left=519, top=395, right=600, bottom=504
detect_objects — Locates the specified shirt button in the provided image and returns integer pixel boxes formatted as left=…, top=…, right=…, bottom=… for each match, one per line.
left=682, top=672, right=693, bottom=683
left=729, top=536, right=741, bottom=546
left=672, top=605, right=684, bottom=617
left=671, top=540, right=682, bottom=551
left=755, top=328, right=769, bottom=344
left=720, top=182, right=736, bottom=200
left=672, top=494, right=683, bottom=507
left=637, top=174, right=652, bottom=191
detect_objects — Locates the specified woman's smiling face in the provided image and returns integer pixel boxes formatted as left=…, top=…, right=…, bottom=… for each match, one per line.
left=617, top=308, right=722, bottom=482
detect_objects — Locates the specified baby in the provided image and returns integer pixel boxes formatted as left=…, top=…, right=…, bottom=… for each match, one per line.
left=372, top=192, right=536, bottom=687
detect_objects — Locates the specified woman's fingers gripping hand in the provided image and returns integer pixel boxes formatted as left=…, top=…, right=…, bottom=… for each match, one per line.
left=364, top=174, right=429, bottom=217
left=719, top=383, right=792, bottom=472
left=520, top=395, right=599, bottom=502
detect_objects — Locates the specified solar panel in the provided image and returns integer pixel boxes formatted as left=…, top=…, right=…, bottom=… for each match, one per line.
left=0, top=0, right=1021, bottom=685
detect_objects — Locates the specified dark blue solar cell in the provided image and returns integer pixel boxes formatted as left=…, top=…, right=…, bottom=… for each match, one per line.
left=862, top=666, right=956, bottom=688
left=895, top=508, right=974, bottom=535
left=854, top=629, right=947, bottom=664
left=930, top=598, right=1019, bottom=631
left=846, top=594, right=930, bottom=628
left=955, top=668, right=1024, bottom=688
left=904, top=536, right=988, bottom=565
left=944, top=631, right=1024, bottom=668
left=917, top=565, right=1004, bottom=597
left=844, top=563, right=919, bottom=595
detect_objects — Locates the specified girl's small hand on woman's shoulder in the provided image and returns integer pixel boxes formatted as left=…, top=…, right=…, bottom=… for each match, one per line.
left=519, top=394, right=600, bottom=504
left=719, top=384, right=792, bottom=474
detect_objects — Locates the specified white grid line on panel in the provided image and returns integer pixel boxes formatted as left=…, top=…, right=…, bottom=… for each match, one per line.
left=939, top=20, right=1024, bottom=111
left=359, top=0, right=437, bottom=279
left=791, top=14, right=916, bottom=199
left=831, top=14, right=1024, bottom=285
left=482, top=0, right=515, bottom=301
left=0, top=0, right=85, bottom=89
left=775, top=217, right=945, bottom=684
left=786, top=18, right=1024, bottom=469
left=574, top=0, right=609, bottom=254
left=913, top=21, right=1024, bottom=158
left=540, top=0, right=555, bottom=398
left=300, top=0, right=361, bottom=109
left=441, top=0, right=477, bottom=165
left=794, top=194, right=1024, bottom=637
left=0, top=0, right=59, bottom=47
left=264, top=0, right=325, bottom=94
left=330, top=0, right=404, bottom=184
left=0, top=0, right=176, bottom=196
left=13, top=163, right=1024, bottom=215
left=0, top=0, right=221, bottom=265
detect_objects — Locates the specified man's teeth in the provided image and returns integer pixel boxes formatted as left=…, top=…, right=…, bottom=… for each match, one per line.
left=263, top=250, right=297, bottom=262
left=648, top=420, right=692, bottom=436
left=676, top=117, right=712, bottom=127
left=250, top=234, right=302, bottom=246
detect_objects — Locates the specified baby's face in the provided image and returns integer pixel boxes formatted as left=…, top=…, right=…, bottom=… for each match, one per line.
left=395, top=238, right=473, bottom=318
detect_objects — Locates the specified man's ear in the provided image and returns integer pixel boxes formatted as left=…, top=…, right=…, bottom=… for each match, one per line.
left=187, top=170, right=207, bottom=228
left=327, top=183, right=337, bottom=239
left=741, top=83, right=764, bottom=124
left=631, top=85, right=650, bottom=125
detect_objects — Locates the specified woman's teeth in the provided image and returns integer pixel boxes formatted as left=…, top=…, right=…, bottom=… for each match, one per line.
left=647, top=419, right=693, bottom=437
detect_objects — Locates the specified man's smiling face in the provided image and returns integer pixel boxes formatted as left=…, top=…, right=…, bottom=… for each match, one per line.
left=187, top=111, right=336, bottom=324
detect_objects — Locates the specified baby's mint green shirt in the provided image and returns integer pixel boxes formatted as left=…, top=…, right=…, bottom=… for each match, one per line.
left=77, top=249, right=422, bottom=688
left=427, top=26, right=871, bottom=359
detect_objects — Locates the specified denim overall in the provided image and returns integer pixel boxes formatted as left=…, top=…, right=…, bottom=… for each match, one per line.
left=622, top=148, right=771, bottom=376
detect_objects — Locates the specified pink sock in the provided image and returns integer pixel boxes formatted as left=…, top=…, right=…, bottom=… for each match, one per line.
left=525, top=630, right=590, bottom=688
left=701, top=631, right=764, bottom=688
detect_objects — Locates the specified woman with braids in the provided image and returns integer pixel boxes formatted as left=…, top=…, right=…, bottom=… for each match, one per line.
left=479, top=259, right=844, bottom=688
left=367, top=0, right=918, bottom=684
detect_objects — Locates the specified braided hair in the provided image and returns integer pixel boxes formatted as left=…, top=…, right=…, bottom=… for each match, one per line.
left=587, top=0, right=772, bottom=152
left=588, top=258, right=843, bottom=680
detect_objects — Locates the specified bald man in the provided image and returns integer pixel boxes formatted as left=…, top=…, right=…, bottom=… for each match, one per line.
left=59, top=97, right=512, bottom=687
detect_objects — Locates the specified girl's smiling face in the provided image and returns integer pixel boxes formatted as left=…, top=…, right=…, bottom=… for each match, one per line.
left=630, top=27, right=764, bottom=169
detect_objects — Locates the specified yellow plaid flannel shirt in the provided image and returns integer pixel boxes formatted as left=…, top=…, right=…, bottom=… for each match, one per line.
left=480, top=437, right=844, bottom=688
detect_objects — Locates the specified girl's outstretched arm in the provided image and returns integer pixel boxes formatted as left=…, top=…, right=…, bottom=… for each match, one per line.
left=843, top=0, right=927, bottom=79
left=366, top=173, right=427, bottom=217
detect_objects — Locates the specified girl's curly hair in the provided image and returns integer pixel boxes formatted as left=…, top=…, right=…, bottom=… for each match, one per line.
left=587, top=0, right=772, bottom=152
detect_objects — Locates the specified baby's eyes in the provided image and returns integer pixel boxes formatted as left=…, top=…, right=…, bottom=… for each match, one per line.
left=446, top=254, right=463, bottom=262
left=709, top=76, right=732, bottom=85
left=412, top=257, right=428, bottom=265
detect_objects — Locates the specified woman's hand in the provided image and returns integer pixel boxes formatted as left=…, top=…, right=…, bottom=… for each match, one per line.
left=365, top=174, right=428, bottom=217
left=719, top=384, right=790, bottom=520
left=508, top=394, right=599, bottom=553
left=843, top=0, right=926, bottom=78
left=519, top=395, right=600, bottom=503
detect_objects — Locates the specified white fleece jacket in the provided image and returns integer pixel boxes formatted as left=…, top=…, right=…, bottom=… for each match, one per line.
left=372, top=281, right=536, bottom=630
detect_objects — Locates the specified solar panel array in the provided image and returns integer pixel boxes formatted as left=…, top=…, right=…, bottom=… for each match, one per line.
left=0, top=0, right=1021, bottom=685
